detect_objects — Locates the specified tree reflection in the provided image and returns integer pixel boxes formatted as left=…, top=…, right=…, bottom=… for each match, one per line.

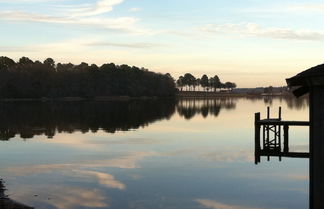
left=0, top=96, right=309, bottom=141
left=177, top=98, right=236, bottom=120
left=0, top=100, right=176, bottom=140
left=247, top=95, right=309, bottom=110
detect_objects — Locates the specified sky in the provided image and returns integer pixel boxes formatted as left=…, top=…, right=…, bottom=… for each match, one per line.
left=1, top=0, right=324, bottom=87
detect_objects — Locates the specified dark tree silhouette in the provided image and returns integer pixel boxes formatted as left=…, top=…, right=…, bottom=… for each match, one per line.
left=176, top=73, right=236, bottom=92
left=0, top=56, right=15, bottom=70
left=225, top=82, right=237, bottom=91
left=0, top=56, right=176, bottom=99
left=176, top=76, right=185, bottom=91
left=183, top=73, right=196, bottom=91
left=200, top=74, right=209, bottom=91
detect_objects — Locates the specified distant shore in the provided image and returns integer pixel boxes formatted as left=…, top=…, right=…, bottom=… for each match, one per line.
left=0, top=92, right=295, bottom=102
left=176, top=91, right=292, bottom=98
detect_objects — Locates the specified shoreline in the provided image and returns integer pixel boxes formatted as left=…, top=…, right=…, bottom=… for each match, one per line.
left=176, top=91, right=293, bottom=98
left=0, top=92, right=295, bottom=102
left=0, top=180, right=33, bottom=209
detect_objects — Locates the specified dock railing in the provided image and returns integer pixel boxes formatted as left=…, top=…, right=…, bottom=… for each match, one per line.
left=254, top=107, right=310, bottom=164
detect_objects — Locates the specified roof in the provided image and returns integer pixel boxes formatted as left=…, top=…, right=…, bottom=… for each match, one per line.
left=286, top=64, right=324, bottom=97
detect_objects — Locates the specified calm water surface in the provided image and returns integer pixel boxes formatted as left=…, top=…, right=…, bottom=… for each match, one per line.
left=0, top=97, right=309, bottom=209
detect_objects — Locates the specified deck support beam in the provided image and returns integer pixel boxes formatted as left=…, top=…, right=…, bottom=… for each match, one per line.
left=309, top=87, right=324, bottom=209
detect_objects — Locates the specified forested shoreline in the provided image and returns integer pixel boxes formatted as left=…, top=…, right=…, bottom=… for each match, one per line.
left=0, top=56, right=176, bottom=99
left=0, top=56, right=239, bottom=100
left=176, top=73, right=237, bottom=92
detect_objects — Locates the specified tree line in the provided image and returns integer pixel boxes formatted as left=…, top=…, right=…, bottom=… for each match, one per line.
left=0, top=56, right=176, bottom=99
left=176, top=73, right=237, bottom=92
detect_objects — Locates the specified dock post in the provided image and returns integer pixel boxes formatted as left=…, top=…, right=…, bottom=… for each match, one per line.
left=283, top=125, right=289, bottom=153
left=309, top=87, right=324, bottom=209
left=255, top=112, right=261, bottom=164
left=266, top=107, right=270, bottom=146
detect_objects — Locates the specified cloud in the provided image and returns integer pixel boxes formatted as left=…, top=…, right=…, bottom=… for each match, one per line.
left=0, top=11, right=149, bottom=34
left=200, top=23, right=324, bottom=41
left=129, top=7, right=142, bottom=12
left=0, top=0, right=153, bottom=35
left=195, top=199, right=262, bottom=209
left=62, top=0, right=124, bottom=17
left=0, top=46, right=34, bottom=52
left=288, top=4, right=324, bottom=12
left=0, top=0, right=67, bottom=2
left=85, top=41, right=163, bottom=49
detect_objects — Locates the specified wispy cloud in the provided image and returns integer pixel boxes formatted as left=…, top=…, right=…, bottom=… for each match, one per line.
left=0, top=0, right=67, bottom=2
left=0, top=0, right=152, bottom=34
left=201, top=23, right=324, bottom=41
left=85, top=41, right=163, bottom=49
left=288, top=3, right=324, bottom=12
left=62, top=0, right=124, bottom=17
left=0, top=11, right=149, bottom=34
left=129, top=7, right=142, bottom=12
left=240, top=3, right=324, bottom=15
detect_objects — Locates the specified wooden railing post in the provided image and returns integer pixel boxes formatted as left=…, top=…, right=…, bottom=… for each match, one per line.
left=255, top=112, right=261, bottom=164
left=284, top=125, right=289, bottom=153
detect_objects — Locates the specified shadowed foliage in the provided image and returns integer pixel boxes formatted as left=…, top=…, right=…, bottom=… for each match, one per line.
left=0, top=56, right=176, bottom=98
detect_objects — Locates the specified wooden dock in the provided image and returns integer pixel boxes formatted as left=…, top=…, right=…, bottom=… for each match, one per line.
left=254, top=107, right=309, bottom=164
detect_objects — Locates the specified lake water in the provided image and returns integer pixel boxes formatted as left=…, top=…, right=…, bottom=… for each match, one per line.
left=0, top=97, right=309, bottom=209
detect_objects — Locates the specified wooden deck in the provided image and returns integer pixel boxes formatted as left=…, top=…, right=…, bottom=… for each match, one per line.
left=254, top=107, right=309, bottom=164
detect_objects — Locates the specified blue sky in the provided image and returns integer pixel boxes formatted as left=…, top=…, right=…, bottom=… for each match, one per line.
left=1, top=0, right=324, bottom=87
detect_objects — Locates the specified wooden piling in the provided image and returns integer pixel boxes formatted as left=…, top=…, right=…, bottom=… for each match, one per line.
left=283, top=125, right=289, bottom=153
left=255, top=112, right=261, bottom=164
left=309, top=87, right=324, bottom=209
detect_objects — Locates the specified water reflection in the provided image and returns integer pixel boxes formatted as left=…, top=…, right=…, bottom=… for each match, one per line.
left=248, top=95, right=309, bottom=110
left=0, top=100, right=176, bottom=140
left=0, top=96, right=310, bottom=141
left=0, top=97, right=310, bottom=209
left=177, top=98, right=236, bottom=119
left=254, top=132, right=309, bottom=164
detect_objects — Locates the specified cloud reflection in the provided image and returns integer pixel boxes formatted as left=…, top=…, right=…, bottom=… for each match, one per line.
left=200, top=150, right=254, bottom=163
left=195, top=199, right=262, bottom=209
left=76, top=170, right=125, bottom=190
left=12, top=185, right=108, bottom=209
left=49, top=187, right=108, bottom=209
left=6, top=151, right=155, bottom=176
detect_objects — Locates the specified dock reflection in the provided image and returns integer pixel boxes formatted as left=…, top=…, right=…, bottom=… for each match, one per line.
left=254, top=132, right=309, bottom=164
